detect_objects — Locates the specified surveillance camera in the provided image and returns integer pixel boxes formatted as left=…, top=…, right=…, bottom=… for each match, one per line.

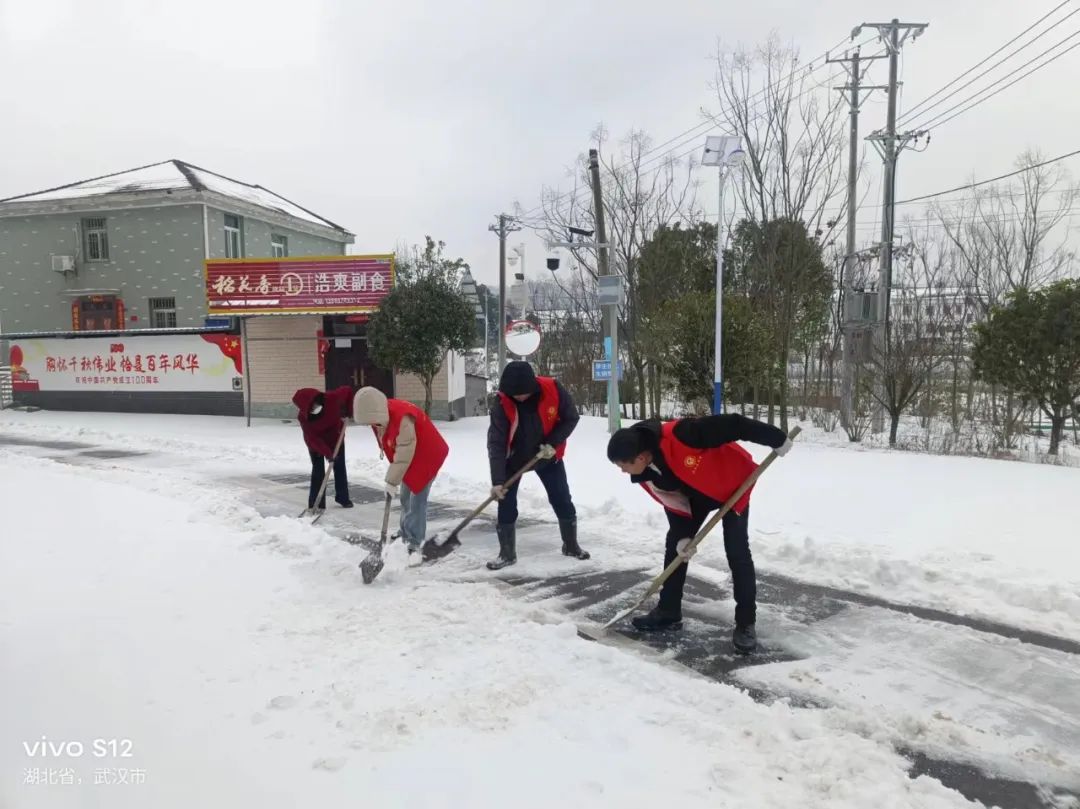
left=546, top=257, right=560, bottom=271
left=568, top=226, right=594, bottom=238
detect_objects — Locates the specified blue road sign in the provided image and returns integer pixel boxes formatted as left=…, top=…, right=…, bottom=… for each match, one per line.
left=592, top=360, right=625, bottom=382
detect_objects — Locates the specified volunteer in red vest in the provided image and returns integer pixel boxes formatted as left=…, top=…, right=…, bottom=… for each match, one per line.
left=606, top=414, right=791, bottom=653
left=486, top=360, right=589, bottom=570
left=292, top=386, right=354, bottom=511
left=352, top=386, right=449, bottom=558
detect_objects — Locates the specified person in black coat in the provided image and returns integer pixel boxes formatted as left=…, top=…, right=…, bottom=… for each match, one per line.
left=607, top=414, right=790, bottom=653
left=486, top=361, right=589, bottom=570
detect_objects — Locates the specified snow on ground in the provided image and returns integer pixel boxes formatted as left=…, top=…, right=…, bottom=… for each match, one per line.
left=732, top=605, right=1080, bottom=792
left=2, top=409, right=1079, bottom=643
left=0, top=449, right=981, bottom=809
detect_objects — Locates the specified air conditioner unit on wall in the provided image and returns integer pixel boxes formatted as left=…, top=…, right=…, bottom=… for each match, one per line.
left=51, top=255, right=76, bottom=274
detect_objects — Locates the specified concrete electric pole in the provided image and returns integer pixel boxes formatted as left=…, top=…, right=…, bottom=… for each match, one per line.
left=828, top=47, right=886, bottom=430
left=588, top=148, right=621, bottom=434
left=853, top=18, right=928, bottom=431
left=489, top=213, right=520, bottom=374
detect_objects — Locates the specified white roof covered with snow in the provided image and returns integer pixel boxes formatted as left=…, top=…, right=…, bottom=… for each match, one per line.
left=0, top=160, right=348, bottom=233
left=4, top=162, right=191, bottom=202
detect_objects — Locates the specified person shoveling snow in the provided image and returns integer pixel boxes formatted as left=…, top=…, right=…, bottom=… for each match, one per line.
left=606, top=413, right=792, bottom=654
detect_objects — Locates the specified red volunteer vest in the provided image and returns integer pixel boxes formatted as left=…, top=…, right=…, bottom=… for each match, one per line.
left=640, top=421, right=757, bottom=516
left=497, top=376, right=566, bottom=459
left=377, top=399, right=449, bottom=493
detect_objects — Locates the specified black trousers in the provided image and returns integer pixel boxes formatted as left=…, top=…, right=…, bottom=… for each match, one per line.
left=308, top=444, right=349, bottom=508
left=497, top=460, right=576, bottom=525
left=658, top=506, right=755, bottom=626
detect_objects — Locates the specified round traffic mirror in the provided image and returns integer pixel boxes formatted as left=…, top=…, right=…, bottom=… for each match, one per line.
left=504, top=320, right=541, bottom=357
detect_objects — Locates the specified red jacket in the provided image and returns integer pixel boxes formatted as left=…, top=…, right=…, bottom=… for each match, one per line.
left=641, top=421, right=758, bottom=516
left=497, top=376, right=567, bottom=460
left=379, top=399, right=449, bottom=493
left=293, top=386, right=352, bottom=459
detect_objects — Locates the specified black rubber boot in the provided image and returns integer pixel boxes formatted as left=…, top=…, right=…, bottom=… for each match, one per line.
left=486, top=524, right=517, bottom=570
left=733, top=623, right=757, bottom=654
left=559, top=519, right=590, bottom=560
left=630, top=607, right=683, bottom=632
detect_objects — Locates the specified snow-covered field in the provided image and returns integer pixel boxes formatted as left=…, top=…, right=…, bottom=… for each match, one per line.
left=2, top=408, right=1079, bottom=808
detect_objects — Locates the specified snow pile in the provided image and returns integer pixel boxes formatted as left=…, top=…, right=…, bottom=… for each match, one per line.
left=0, top=450, right=980, bottom=808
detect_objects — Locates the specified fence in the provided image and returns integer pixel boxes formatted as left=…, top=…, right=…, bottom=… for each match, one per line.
left=0, top=366, right=12, bottom=409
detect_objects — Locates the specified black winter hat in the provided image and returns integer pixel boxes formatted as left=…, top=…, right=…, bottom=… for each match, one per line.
left=498, top=361, right=541, bottom=397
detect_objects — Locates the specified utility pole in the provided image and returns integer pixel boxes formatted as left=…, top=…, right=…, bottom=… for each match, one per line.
left=588, top=148, right=620, bottom=434
left=488, top=213, right=520, bottom=373
left=853, top=18, right=928, bottom=431
left=828, top=47, right=886, bottom=430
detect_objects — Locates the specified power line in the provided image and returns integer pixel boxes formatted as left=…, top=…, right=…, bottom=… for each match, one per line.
left=911, top=29, right=1080, bottom=132
left=841, top=204, right=1080, bottom=235
left=514, top=67, right=849, bottom=230
left=898, top=0, right=1074, bottom=124
left=513, top=34, right=879, bottom=224
left=517, top=59, right=872, bottom=234
left=921, top=185, right=1077, bottom=207
left=889, top=147, right=1080, bottom=205
left=514, top=61, right=844, bottom=223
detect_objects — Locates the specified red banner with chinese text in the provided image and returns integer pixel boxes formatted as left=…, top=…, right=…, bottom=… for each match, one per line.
left=204, top=255, right=394, bottom=315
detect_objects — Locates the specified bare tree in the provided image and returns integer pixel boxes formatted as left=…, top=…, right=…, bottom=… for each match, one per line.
left=534, top=128, right=698, bottom=419
left=527, top=274, right=605, bottom=414
left=932, top=149, right=1078, bottom=436
left=934, top=149, right=1077, bottom=307
left=711, top=36, right=848, bottom=426
left=870, top=228, right=954, bottom=446
left=712, top=35, right=848, bottom=241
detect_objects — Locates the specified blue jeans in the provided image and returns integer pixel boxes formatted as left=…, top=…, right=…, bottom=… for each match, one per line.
left=496, top=460, right=576, bottom=525
left=399, top=480, right=433, bottom=549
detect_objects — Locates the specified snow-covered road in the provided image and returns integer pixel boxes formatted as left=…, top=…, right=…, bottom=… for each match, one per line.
left=2, top=411, right=1079, bottom=809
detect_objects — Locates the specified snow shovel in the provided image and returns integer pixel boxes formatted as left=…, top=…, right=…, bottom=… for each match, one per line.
left=602, top=426, right=801, bottom=630
left=359, top=493, right=395, bottom=584
left=420, top=450, right=546, bottom=562
left=299, top=426, right=347, bottom=524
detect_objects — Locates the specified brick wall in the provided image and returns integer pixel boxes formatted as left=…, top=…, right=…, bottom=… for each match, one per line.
left=246, top=315, right=323, bottom=418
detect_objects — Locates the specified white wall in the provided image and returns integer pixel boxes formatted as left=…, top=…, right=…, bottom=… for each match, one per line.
left=447, top=350, right=466, bottom=401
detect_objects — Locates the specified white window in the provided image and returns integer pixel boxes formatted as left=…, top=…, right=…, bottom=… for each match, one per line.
left=149, top=297, right=177, bottom=328
left=271, top=234, right=288, bottom=258
left=83, top=217, right=110, bottom=261
left=224, top=214, right=243, bottom=259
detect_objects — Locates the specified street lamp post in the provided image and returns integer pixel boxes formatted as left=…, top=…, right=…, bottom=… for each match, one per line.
left=702, top=135, right=745, bottom=415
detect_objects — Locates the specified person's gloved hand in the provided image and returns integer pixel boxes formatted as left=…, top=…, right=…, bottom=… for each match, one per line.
left=538, top=444, right=557, bottom=460
left=490, top=485, right=506, bottom=501
left=384, top=482, right=400, bottom=497
left=675, top=538, right=696, bottom=561
left=775, top=438, right=794, bottom=457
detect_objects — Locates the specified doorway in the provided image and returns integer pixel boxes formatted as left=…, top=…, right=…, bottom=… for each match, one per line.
left=322, top=317, right=394, bottom=397
left=75, top=296, right=122, bottom=331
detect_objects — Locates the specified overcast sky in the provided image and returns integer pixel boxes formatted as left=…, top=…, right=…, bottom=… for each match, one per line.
left=2, top=0, right=1076, bottom=288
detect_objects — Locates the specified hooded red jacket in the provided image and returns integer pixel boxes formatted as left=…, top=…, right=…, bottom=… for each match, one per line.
left=293, top=386, right=352, bottom=459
